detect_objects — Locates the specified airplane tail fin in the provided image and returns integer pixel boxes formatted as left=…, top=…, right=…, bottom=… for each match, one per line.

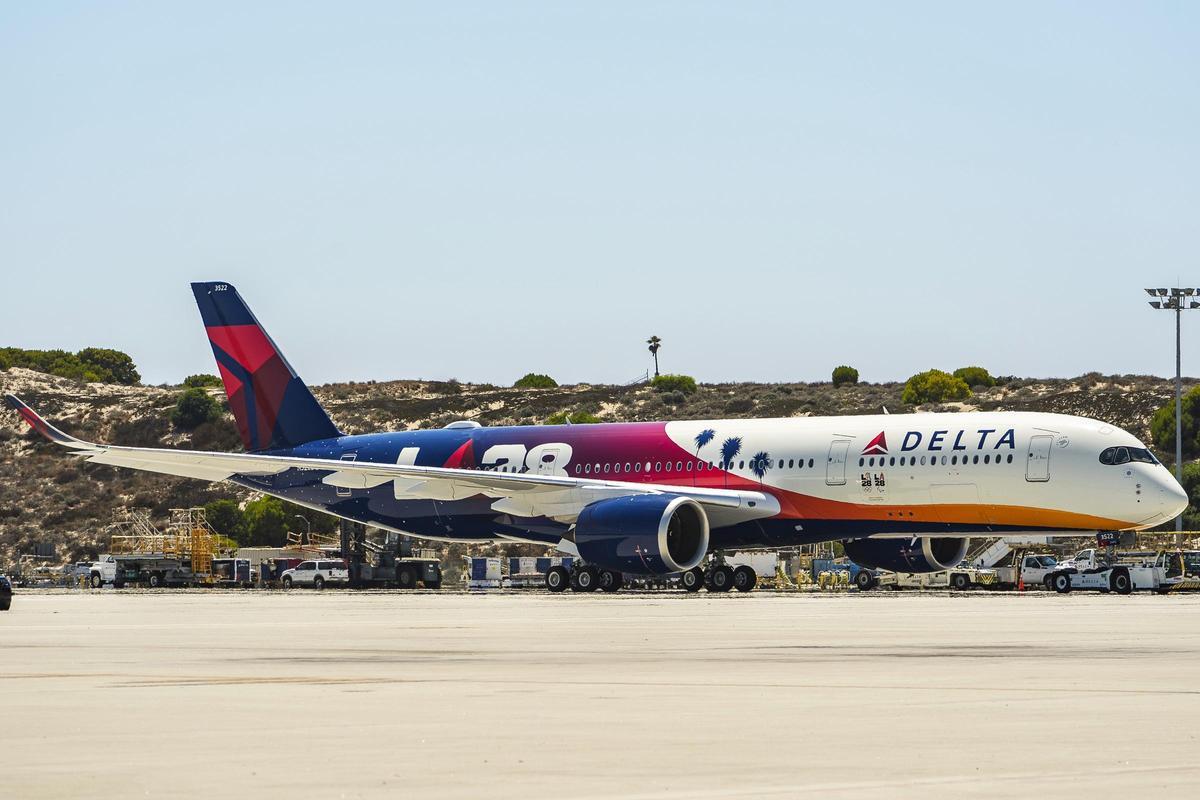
left=190, top=282, right=342, bottom=452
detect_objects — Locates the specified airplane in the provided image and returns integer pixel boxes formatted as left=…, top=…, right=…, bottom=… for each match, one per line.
left=5, top=282, right=1189, bottom=592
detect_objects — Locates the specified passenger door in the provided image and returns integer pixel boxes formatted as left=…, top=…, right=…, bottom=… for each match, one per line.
left=826, top=440, right=850, bottom=486
left=1026, top=435, right=1053, bottom=482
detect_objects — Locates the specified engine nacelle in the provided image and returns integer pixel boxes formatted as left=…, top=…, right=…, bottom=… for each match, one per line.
left=843, top=537, right=970, bottom=573
left=573, top=494, right=710, bottom=576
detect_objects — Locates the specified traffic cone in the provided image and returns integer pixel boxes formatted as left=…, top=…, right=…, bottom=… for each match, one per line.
left=1018, top=574, right=1025, bottom=592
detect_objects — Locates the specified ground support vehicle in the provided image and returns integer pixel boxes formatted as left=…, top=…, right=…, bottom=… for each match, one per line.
left=0, top=575, right=12, bottom=611
left=280, top=559, right=349, bottom=590
left=210, top=558, right=253, bottom=587
left=1048, top=548, right=1199, bottom=594
left=89, top=553, right=203, bottom=588
left=874, top=564, right=998, bottom=591
left=341, top=522, right=441, bottom=589
left=992, top=552, right=1059, bottom=589
left=1160, top=550, right=1200, bottom=591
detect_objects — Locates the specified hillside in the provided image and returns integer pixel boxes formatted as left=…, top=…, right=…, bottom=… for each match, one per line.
left=1, top=367, right=1192, bottom=567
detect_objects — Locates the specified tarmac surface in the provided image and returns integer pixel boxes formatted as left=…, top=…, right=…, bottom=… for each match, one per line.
left=3, top=590, right=1199, bottom=798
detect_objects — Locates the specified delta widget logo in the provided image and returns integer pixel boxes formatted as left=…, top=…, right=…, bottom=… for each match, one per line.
left=861, top=431, right=888, bottom=456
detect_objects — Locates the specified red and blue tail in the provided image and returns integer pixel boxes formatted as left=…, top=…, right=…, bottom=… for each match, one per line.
left=191, top=282, right=342, bottom=452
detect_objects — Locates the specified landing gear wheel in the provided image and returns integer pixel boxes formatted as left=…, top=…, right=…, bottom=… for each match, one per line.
left=707, top=565, right=734, bottom=592
left=950, top=573, right=970, bottom=591
left=1111, top=569, right=1132, bottom=595
left=90, top=573, right=103, bottom=589
left=545, top=565, right=570, bottom=592
left=732, top=565, right=757, bottom=592
left=282, top=575, right=293, bottom=590
left=313, top=575, right=325, bottom=591
left=572, top=566, right=599, bottom=592
left=396, top=566, right=417, bottom=590
left=599, top=570, right=624, bottom=592
left=855, top=569, right=877, bottom=591
left=1052, top=572, right=1072, bottom=593
left=681, top=567, right=704, bottom=593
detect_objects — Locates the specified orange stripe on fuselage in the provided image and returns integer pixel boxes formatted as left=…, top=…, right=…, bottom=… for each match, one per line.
left=667, top=472, right=1136, bottom=531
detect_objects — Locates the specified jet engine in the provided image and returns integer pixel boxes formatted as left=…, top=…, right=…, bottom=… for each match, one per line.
left=573, top=494, right=710, bottom=576
left=843, top=537, right=969, bottom=573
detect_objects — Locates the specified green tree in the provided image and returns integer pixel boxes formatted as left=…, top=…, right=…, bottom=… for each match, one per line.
left=832, top=365, right=859, bottom=387
left=243, top=496, right=289, bottom=547
left=171, top=388, right=222, bottom=429
left=1179, top=461, right=1200, bottom=529
left=78, top=347, right=141, bottom=385
left=952, top=366, right=995, bottom=388
left=183, top=373, right=223, bottom=389
left=1150, top=386, right=1200, bottom=462
left=514, top=373, right=558, bottom=389
left=651, top=374, right=697, bottom=394
left=902, top=369, right=971, bottom=405
left=204, top=499, right=247, bottom=545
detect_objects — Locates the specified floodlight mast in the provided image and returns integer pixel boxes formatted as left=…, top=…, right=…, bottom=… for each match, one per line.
left=1145, top=286, right=1200, bottom=533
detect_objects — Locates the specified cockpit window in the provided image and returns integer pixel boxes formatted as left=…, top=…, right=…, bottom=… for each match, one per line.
left=1098, top=446, right=1157, bottom=466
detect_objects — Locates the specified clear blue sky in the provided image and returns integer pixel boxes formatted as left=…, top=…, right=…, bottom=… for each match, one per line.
left=2, top=2, right=1197, bottom=386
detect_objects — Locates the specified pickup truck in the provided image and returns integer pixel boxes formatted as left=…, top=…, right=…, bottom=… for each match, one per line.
left=993, top=553, right=1059, bottom=589
left=89, top=554, right=197, bottom=588
left=280, top=559, right=349, bottom=590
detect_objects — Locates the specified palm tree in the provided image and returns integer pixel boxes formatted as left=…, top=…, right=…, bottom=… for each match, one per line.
left=751, top=451, right=771, bottom=481
left=694, top=428, right=716, bottom=456
left=720, top=436, right=742, bottom=487
left=646, top=335, right=662, bottom=377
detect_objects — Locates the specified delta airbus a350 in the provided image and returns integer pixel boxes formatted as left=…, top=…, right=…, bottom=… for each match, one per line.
left=6, top=282, right=1187, bottom=592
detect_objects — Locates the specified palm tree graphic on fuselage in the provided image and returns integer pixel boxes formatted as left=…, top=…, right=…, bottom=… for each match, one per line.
left=694, top=428, right=716, bottom=456
left=720, top=436, right=742, bottom=488
left=751, top=450, right=771, bottom=482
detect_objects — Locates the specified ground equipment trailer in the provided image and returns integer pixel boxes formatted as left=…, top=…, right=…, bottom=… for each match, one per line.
left=1047, top=549, right=1181, bottom=594
left=873, top=563, right=998, bottom=591
left=340, top=521, right=442, bottom=589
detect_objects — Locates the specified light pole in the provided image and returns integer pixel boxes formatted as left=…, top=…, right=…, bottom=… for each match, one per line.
left=1146, top=287, right=1200, bottom=532
left=293, top=514, right=311, bottom=540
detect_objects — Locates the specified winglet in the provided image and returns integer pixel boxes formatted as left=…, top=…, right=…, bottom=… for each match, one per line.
left=4, top=394, right=95, bottom=450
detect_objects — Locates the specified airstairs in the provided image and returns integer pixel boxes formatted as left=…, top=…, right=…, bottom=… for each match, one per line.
left=968, top=535, right=1053, bottom=568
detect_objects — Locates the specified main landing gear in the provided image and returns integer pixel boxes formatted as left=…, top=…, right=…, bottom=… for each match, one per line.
left=545, top=564, right=624, bottom=593
left=545, top=559, right=757, bottom=593
left=700, top=562, right=757, bottom=593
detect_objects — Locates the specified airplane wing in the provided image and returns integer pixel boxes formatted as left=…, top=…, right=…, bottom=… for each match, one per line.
left=5, top=394, right=778, bottom=525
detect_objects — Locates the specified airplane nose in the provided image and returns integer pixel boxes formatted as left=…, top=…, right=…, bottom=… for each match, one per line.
left=1161, top=471, right=1190, bottom=520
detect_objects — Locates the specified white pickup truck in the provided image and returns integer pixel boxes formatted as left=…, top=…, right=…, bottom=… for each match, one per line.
left=280, top=559, right=348, bottom=590
left=993, top=553, right=1059, bottom=589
